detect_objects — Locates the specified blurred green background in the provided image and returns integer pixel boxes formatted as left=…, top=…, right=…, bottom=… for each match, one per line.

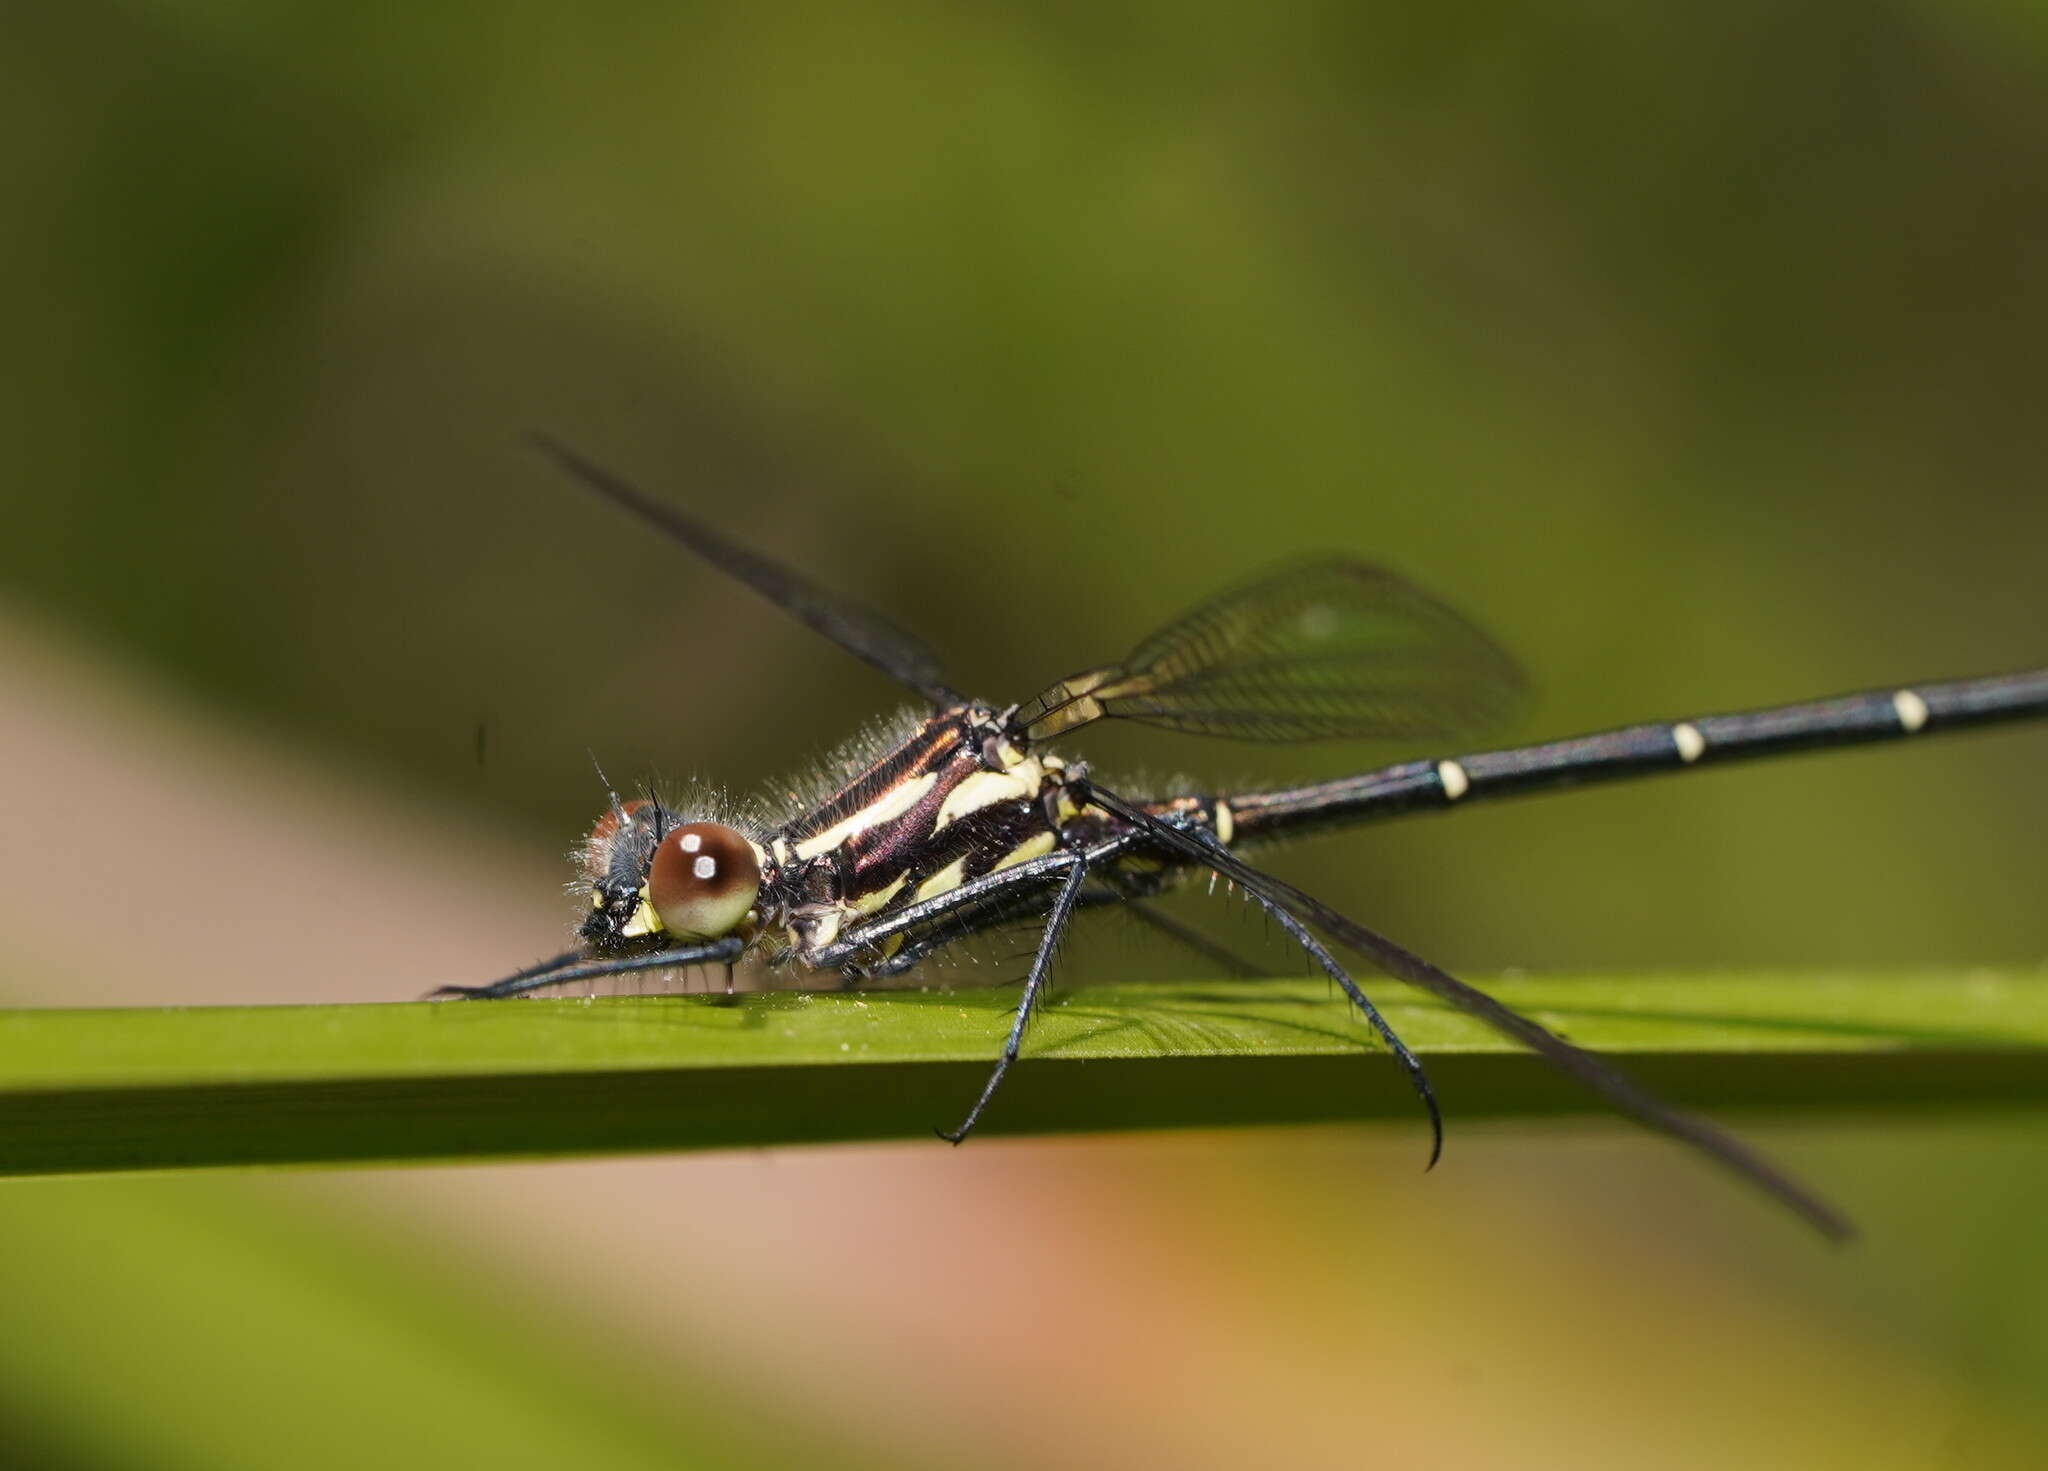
left=3, top=3, right=2045, bottom=1467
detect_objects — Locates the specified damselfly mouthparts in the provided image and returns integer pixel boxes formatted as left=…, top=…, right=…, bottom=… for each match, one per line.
left=440, top=437, right=2048, bottom=1241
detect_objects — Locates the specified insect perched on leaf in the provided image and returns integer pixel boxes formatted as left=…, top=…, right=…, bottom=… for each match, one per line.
left=437, top=437, right=2048, bottom=1241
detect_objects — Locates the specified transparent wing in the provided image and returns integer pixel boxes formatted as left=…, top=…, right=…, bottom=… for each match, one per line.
left=532, top=435, right=963, bottom=706
left=1015, top=559, right=1526, bottom=743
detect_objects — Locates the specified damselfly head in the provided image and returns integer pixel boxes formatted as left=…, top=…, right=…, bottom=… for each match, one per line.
left=577, top=800, right=764, bottom=951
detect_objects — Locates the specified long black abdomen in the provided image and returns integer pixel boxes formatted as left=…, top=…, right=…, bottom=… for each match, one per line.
left=1225, top=669, right=2048, bottom=843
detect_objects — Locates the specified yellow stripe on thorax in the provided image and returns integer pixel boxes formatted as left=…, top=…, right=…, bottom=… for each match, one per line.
left=791, top=772, right=938, bottom=861
left=934, top=763, right=1042, bottom=829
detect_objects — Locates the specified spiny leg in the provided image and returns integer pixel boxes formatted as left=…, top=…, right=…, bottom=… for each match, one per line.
left=428, top=938, right=745, bottom=1000
left=840, top=896, right=1051, bottom=982
left=938, top=849, right=1092, bottom=1144
left=426, top=947, right=587, bottom=1000
left=844, top=887, right=1265, bottom=984
left=1176, top=828, right=1441, bottom=1164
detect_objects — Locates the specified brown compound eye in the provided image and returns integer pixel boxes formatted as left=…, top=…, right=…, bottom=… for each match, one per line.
left=646, top=822, right=761, bottom=938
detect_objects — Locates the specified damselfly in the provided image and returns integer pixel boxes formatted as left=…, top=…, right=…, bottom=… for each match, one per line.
left=440, top=437, right=2048, bottom=1240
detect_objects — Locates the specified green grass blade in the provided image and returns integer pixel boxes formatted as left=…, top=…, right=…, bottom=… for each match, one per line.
left=2, top=970, right=2045, bottom=1176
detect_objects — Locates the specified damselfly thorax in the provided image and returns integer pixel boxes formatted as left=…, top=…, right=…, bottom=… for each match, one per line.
left=576, top=701, right=1229, bottom=967
left=438, top=436, right=2048, bottom=1244
left=582, top=704, right=1062, bottom=958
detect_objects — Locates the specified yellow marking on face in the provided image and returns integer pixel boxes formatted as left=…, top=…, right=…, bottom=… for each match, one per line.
left=1436, top=759, right=1470, bottom=802
left=618, top=889, right=662, bottom=939
left=1893, top=689, right=1930, bottom=733
left=590, top=890, right=605, bottom=909
left=1672, top=722, right=1706, bottom=763
left=792, top=772, right=938, bottom=861
left=1213, top=801, right=1235, bottom=845
left=935, top=764, right=1040, bottom=829
left=914, top=857, right=969, bottom=903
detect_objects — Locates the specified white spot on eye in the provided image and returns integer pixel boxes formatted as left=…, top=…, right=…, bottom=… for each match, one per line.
left=692, top=855, right=717, bottom=880
left=1437, top=759, right=1470, bottom=801
left=1893, top=689, right=1929, bottom=733
left=680, top=832, right=703, bottom=852
left=1297, top=605, right=1338, bottom=640
left=1672, top=722, right=1706, bottom=763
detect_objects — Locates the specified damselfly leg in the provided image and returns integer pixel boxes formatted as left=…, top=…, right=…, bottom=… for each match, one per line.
left=433, top=937, right=745, bottom=1001
left=939, top=846, right=1094, bottom=1143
